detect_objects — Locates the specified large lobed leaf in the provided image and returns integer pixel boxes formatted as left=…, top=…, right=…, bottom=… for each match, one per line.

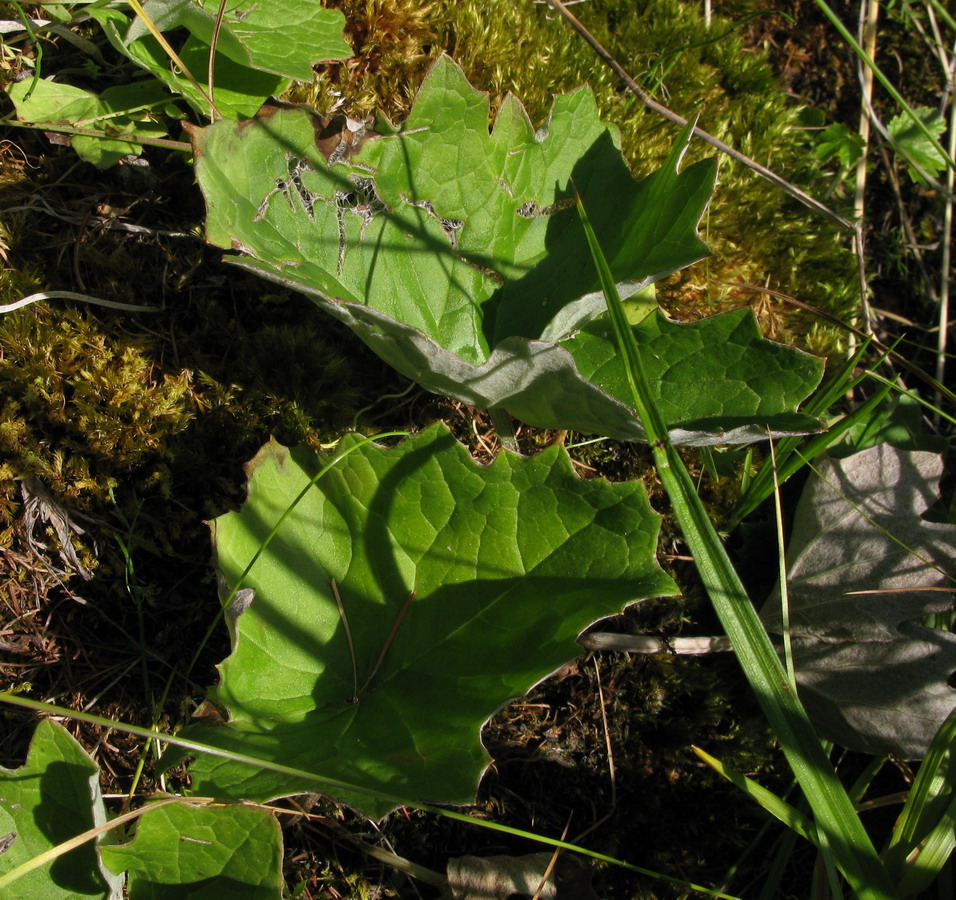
left=183, top=425, right=677, bottom=816
left=762, top=445, right=956, bottom=758
left=192, top=55, right=823, bottom=444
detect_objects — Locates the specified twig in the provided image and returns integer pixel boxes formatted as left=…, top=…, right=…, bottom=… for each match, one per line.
left=592, top=657, right=616, bottom=809
left=854, top=0, right=878, bottom=226
left=531, top=815, right=571, bottom=900
left=357, top=590, right=415, bottom=700
left=579, top=633, right=732, bottom=653
left=851, top=0, right=880, bottom=347
left=0, top=116, right=192, bottom=153
left=330, top=578, right=359, bottom=700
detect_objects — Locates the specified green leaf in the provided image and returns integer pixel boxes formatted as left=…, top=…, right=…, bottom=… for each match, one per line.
left=0, top=720, right=122, bottom=898
left=195, top=56, right=815, bottom=444
left=123, top=32, right=288, bottom=120
left=183, top=425, right=676, bottom=817
left=562, top=309, right=824, bottom=444
left=887, top=106, right=948, bottom=184
left=91, top=0, right=348, bottom=120
left=813, top=122, right=865, bottom=169
left=100, top=801, right=283, bottom=899
left=127, top=0, right=351, bottom=79
left=6, top=78, right=168, bottom=167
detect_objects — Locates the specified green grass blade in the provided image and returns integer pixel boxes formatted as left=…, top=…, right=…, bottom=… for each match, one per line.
left=731, top=376, right=897, bottom=526
left=884, top=705, right=956, bottom=884
left=895, top=796, right=956, bottom=898
left=576, top=184, right=898, bottom=899
left=694, top=746, right=817, bottom=844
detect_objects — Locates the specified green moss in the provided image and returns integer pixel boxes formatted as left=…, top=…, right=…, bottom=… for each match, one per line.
left=0, top=305, right=192, bottom=503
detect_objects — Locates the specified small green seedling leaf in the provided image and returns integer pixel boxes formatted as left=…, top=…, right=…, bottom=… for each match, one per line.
left=814, top=122, right=865, bottom=170
left=888, top=106, right=948, bottom=184
left=183, top=424, right=676, bottom=816
left=193, top=55, right=823, bottom=444
left=0, top=719, right=122, bottom=898
left=762, top=444, right=956, bottom=758
left=100, top=800, right=283, bottom=899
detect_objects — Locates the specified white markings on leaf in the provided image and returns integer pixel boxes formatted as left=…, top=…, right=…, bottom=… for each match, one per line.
left=515, top=198, right=575, bottom=219
left=254, top=153, right=322, bottom=222
left=401, top=195, right=464, bottom=250
left=332, top=176, right=388, bottom=276
left=254, top=156, right=390, bottom=277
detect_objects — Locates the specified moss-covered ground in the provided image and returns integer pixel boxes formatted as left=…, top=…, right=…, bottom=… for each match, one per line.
left=1, top=0, right=951, bottom=896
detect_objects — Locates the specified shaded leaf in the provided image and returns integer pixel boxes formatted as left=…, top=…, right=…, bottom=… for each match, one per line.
left=0, top=720, right=122, bottom=898
left=813, top=122, right=865, bottom=170
left=183, top=425, right=676, bottom=816
left=100, top=801, right=283, bottom=899
left=762, top=445, right=956, bottom=758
